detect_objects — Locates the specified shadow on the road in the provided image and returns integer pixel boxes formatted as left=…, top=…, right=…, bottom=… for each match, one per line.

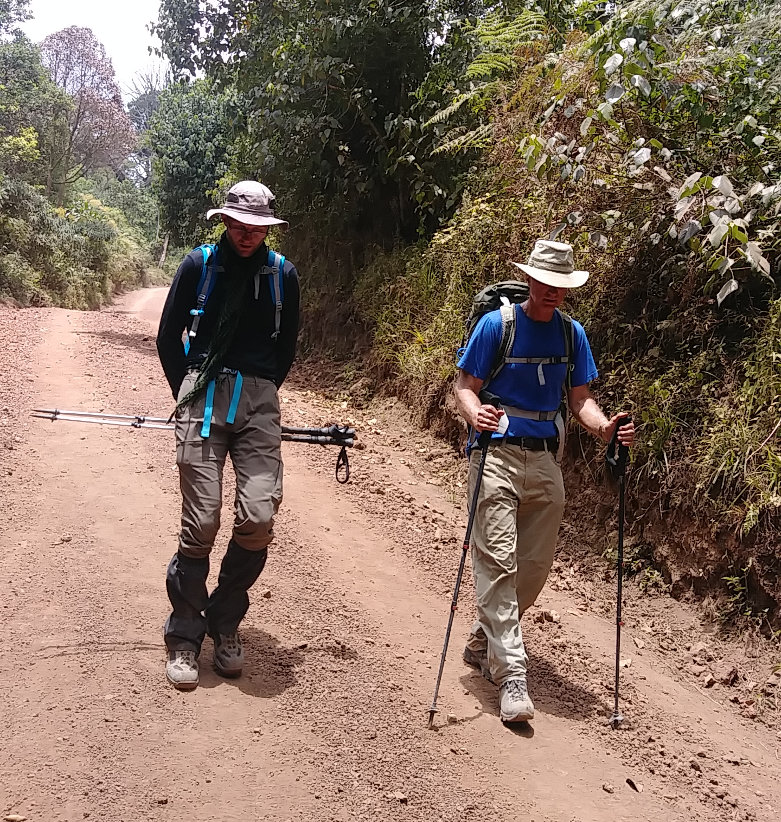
left=526, top=649, right=602, bottom=720
left=198, top=628, right=304, bottom=698
left=76, top=329, right=158, bottom=358
left=458, top=671, right=535, bottom=737
left=459, top=648, right=601, bottom=724
left=504, top=720, right=535, bottom=738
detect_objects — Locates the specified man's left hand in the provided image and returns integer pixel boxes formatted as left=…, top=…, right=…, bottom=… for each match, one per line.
left=604, top=413, right=635, bottom=447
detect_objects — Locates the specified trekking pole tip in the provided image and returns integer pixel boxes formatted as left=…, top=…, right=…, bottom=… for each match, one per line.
left=427, top=709, right=438, bottom=730
left=608, top=711, right=624, bottom=729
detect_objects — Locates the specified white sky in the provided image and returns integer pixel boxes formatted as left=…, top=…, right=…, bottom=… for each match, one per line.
left=21, top=0, right=168, bottom=99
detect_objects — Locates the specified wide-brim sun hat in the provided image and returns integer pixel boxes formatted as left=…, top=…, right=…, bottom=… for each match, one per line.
left=206, top=180, right=289, bottom=227
left=510, top=239, right=589, bottom=288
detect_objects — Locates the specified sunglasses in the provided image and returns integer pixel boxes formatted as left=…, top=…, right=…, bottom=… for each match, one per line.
left=224, top=218, right=269, bottom=237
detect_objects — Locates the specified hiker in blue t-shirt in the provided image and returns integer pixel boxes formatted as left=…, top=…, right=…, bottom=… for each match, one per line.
left=454, top=239, right=634, bottom=724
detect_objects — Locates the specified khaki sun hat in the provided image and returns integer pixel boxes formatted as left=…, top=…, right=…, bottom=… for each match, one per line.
left=510, top=239, right=589, bottom=288
left=206, top=181, right=289, bottom=227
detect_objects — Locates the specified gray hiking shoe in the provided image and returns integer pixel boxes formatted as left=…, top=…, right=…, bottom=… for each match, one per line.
left=500, top=677, right=535, bottom=723
left=166, top=650, right=199, bottom=691
left=213, top=633, right=244, bottom=677
left=462, top=646, right=495, bottom=684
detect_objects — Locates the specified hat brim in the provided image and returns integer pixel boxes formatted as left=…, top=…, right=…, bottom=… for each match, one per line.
left=510, top=261, right=589, bottom=288
left=206, top=207, right=289, bottom=228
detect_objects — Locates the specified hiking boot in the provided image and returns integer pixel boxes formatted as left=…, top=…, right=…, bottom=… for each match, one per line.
left=213, top=633, right=244, bottom=677
left=500, top=677, right=535, bottom=723
left=166, top=650, right=199, bottom=691
left=462, top=646, right=495, bottom=684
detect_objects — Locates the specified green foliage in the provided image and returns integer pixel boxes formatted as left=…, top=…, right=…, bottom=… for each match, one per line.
left=0, top=0, right=30, bottom=37
left=77, top=170, right=159, bottom=245
left=147, top=0, right=779, bottom=591
left=425, top=11, right=547, bottom=163
left=573, top=0, right=781, bottom=305
left=146, top=79, right=237, bottom=245
left=719, top=559, right=775, bottom=631
left=699, top=298, right=781, bottom=531
left=0, top=34, right=72, bottom=184
left=494, top=0, right=781, bottom=532
left=638, top=567, right=668, bottom=594
left=0, top=177, right=151, bottom=307
left=0, top=124, right=37, bottom=169
left=0, top=23, right=158, bottom=308
left=154, top=0, right=483, bottom=241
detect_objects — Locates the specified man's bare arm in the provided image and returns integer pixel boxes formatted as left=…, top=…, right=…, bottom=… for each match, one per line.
left=454, top=370, right=504, bottom=432
left=567, top=384, right=635, bottom=446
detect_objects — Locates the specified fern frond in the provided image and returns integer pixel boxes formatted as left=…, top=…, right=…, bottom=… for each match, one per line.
left=476, top=11, right=547, bottom=50
left=423, top=83, right=500, bottom=129
left=431, top=123, right=493, bottom=156
left=423, top=87, right=481, bottom=129
left=467, top=53, right=516, bottom=80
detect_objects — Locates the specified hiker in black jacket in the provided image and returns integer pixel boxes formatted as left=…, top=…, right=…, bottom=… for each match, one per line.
left=156, top=181, right=300, bottom=691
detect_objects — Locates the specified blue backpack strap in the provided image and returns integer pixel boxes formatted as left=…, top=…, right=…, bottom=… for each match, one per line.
left=184, top=244, right=218, bottom=354
left=199, top=378, right=217, bottom=438
left=267, top=249, right=285, bottom=339
left=225, top=372, right=243, bottom=425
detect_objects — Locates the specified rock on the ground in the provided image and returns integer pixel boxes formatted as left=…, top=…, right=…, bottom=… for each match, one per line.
left=713, top=662, right=739, bottom=686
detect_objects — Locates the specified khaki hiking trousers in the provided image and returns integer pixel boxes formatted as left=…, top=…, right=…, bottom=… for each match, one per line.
left=175, top=371, right=283, bottom=558
left=465, top=443, right=565, bottom=686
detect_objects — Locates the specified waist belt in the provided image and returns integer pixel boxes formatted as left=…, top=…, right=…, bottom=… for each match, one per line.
left=186, top=367, right=243, bottom=438
left=501, top=436, right=559, bottom=452
left=499, top=405, right=565, bottom=462
left=187, top=366, right=239, bottom=376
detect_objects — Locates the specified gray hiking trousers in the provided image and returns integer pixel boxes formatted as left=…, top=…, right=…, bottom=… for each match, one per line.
left=164, top=371, right=282, bottom=651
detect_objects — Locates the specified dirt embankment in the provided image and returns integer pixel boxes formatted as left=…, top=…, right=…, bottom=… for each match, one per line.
left=0, top=292, right=779, bottom=822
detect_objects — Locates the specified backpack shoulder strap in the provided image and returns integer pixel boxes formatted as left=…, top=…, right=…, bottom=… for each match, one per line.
left=502, top=307, right=574, bottom=387
left=266, top=249, right=286, bottom=339
left=485, top=302, right=516, bottom=387
left=197, top=244, right=218, bottom=296
left=557, top=308, right=574, bottom=390
left=184, top=244, right=218, bottom=354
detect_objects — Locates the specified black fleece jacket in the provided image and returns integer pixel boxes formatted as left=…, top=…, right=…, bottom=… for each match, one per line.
left=156, top=235, right=300, bottom=399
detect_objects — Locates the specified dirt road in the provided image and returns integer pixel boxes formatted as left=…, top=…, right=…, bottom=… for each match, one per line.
left=1, top=292, right=779, bottom=822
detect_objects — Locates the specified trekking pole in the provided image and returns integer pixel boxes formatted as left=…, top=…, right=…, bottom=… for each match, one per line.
left=605, top=414, right=631, bottom=729
left=427, top=396, right=500, bottom=730
left=31, top=409, right=356, bottom=480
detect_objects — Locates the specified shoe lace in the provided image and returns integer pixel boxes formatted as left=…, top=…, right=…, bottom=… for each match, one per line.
left=177, top=650, right=196, bottom=666
left=505, top=679, right=528, bottom=699
left=221, top=634, right=241, bottom=653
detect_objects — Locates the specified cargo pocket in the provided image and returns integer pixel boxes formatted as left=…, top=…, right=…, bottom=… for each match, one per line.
left=175, top=374, right=219, bottom=465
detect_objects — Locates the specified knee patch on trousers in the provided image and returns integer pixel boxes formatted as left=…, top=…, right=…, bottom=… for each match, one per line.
left=231, top=528, right=274, bottom=551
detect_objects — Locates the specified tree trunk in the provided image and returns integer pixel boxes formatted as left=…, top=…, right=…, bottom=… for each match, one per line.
left=158, top=233, right=170, bottom=268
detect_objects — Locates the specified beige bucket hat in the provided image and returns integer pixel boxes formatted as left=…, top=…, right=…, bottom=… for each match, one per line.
left=206, top=181, right=289, bottom=227
left=510, top=239, right=589, bottom=288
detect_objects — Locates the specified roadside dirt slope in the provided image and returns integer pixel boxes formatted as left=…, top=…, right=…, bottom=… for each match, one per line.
left=0, top=292, right=779, bottom=822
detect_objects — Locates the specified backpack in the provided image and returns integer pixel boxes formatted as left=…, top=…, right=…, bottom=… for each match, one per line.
left=463, top=280, right=575, bottom=391
left=461, top=280, right=575, bottom=457
left=183, top=243, right=286, bottom=355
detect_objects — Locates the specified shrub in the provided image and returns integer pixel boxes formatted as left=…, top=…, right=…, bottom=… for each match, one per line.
left=0, top=176, right=153, bottom=307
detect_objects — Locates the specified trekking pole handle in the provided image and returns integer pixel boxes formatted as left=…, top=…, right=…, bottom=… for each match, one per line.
left=476, top=391, right=502, bottom=450
left=606, top=414, right=632, bottom=477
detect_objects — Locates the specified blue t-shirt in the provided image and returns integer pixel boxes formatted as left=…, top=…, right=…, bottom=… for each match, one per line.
left=457, top=305, right=598, bottom=439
